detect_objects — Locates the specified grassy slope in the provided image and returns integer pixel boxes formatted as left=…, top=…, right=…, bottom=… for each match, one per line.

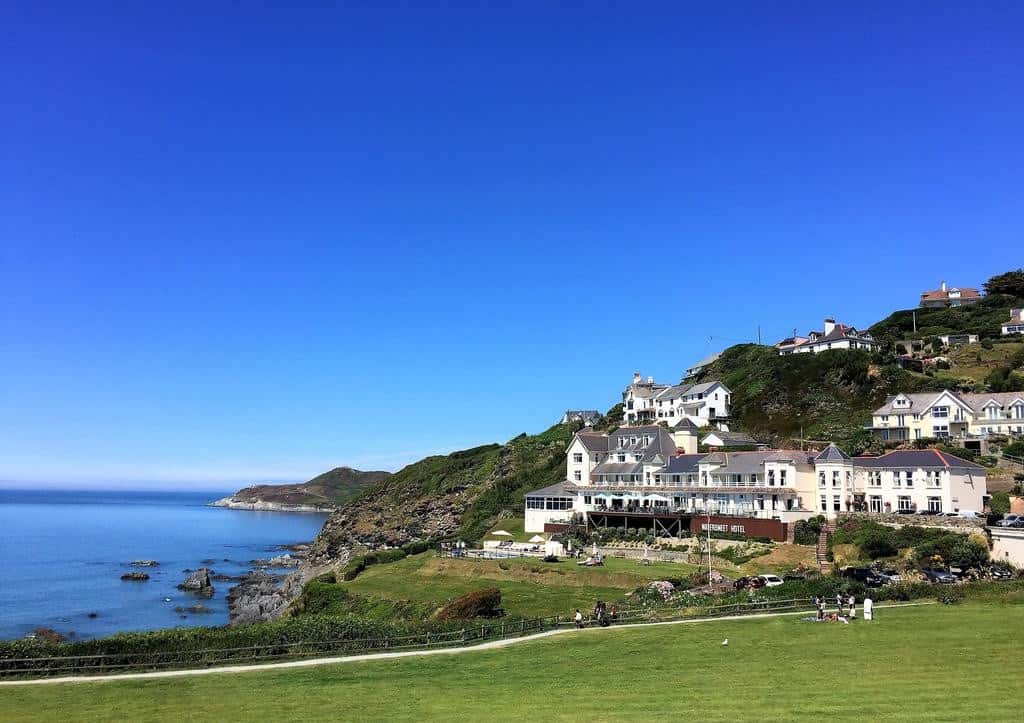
left=310, top=424, right=574, bottom=556
left=338, top=552, right=700, bottom=617
left=699, top=344, right=939, bottom=450
left=6, top=604, right=1022, bottom=722
left=231, top=467, right=392, bottom=507
left=869, top=293, right=1022, bottom=342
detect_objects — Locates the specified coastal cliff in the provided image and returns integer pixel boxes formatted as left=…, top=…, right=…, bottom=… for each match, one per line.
left=212, top=467, right=391, bottom=513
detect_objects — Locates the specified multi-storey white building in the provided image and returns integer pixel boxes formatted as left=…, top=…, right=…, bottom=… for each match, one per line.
left=776, top=318, right=876, bottom=355
left=622, top=372, right=730, bottom=430
left=869, top=390, right=1024, bottom=440
left=525, top=435, right=986, bottom=533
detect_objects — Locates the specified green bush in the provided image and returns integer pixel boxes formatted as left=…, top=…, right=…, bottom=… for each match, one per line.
left=342, top=548, right=409, bottom=581
left=990, top=491, right=1010, bottom=516
left=401, top=540, right=432, bottom=556
left=434, top=588, right=503, bottom=621
left=793, top=516, right=825, bottom=545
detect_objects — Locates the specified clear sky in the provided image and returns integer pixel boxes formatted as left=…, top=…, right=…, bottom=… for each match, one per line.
left=1, top=2, right=1019, bottom=488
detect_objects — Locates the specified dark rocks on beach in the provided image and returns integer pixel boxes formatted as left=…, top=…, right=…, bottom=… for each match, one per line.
left=31, top=627, right=69, bottom=643
left=130, top=560, right=160, bottom=567
left=226, top=570, right=310, bottom=626
left=177, top=567, right=214, bottom=597
left=211, top=573, right=245, bottom=583
left=120, top=571, right=150, bottom=581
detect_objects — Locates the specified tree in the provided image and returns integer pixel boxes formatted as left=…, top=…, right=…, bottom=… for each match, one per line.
left=989, top=490, right=1010, bottom=516
left=895, top=343, right=907, bottom=355
left=930, top=337, right=943, bottom=353
left=984, top=268, right=1024, bottom=298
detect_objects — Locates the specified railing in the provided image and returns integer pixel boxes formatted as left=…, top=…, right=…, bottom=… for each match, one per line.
left=0, top=599, right=821, bottom=680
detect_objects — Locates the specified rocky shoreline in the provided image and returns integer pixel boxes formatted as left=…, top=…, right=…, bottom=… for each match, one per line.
left=209, top=496, right=332, bottom=513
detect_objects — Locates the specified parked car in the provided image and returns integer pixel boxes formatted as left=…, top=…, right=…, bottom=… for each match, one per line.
left=921, top=567, right=956, bottom=583
left=988, top=566, right=1015, bottom=580
left=957, top=510, right=982, bottom=519
left=841, top=567, right=886, bottom=587
left=876, top=569, right=902, bottom=584
left=995, top=514, right=1022, bottom=528
left=1011, top=518, right=1024, bottom=529
left=758, top=574, right=784, bottom=587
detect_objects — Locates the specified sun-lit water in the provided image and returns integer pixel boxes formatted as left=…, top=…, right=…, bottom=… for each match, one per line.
left=0, top=489, right=328, bottom=640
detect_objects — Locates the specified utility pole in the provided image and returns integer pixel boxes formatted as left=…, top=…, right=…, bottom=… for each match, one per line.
left=912, top=310, right=917, bottom=334
left=706, top=510, right=713, bottom=585
left=757, top=325, right=761, bottom=345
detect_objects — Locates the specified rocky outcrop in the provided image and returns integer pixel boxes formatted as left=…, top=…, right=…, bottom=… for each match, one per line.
left=120, top=571, right=150, bottom=581
left=177, top=567, right=214, bottom=597
left=130, top=560, right=160, bottom=567
left=226, top=570, right=312, bottom=625
left=210, top=496, right=331, bottom=513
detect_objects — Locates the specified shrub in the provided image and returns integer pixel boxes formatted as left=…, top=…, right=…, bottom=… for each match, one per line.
left=981, top=338, right=995, bottom=350
left=435, top=588, right=503, bottom=621
left=401, top=540, right=432, bottom=556
left=989, top=491, right=1010, bottom=516
left=342, top=548, right=409, bottom=581
left=315, top=572, right=337, bottom=584
left=793, top=516, right=825, bottom=545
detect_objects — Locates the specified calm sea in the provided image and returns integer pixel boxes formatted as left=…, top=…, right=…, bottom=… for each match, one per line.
left=0, top=489, right=328, bottom=641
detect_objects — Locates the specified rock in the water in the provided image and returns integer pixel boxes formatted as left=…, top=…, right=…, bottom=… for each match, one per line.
left=120, top=571, right=150, bottom=581
left=174, top=604, right=213, bottom=614
left=130, top=560, right=160, bottom=567
left=177, top=567, right=214, bottom=597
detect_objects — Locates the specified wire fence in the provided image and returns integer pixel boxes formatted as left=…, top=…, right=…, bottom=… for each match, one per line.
left=0, top=598, right=818, bottom=680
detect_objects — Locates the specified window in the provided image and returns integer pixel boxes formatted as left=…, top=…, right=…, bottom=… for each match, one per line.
left=573, top=453, right=583, bottom=463
left=617, top=454, right=626, bottom=463
left=927, top=497, right=942, bottom=513
left=833, top=496, right=841, bottom=512
left=818, top=472, right=826, bottom=488
left=897, top=496, right=913, bottom=512
left=932, top=406, right=949, bottom=418
left=672, top=474, right=680, bottom=485
left=903, top=470, right=913, bottom=488
left=832, top=471, right=840, bottom=487
left=932, top=425, right=949, bottom=438
left=573, top=471, right=582, bottom=482
left=526, top=498, right=543, bottom=509
left=869, top=471, right=881, bottom=487
left=869, top=496, right=882, bottom=513
left=820, top=496, right=827, bottom=512
left=545, top=498, right=572, bottom=510
left=780, top=470, right=787, bottom=485
left=768, top=469, right=775, bottom=486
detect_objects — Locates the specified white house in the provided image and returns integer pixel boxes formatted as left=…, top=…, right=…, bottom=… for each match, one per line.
left=1002, top=309, right=1024, bottom=336
left=623, top=372, right=731, bottom=430
left=920, top=281, right=982, bottom=308
left=869, top=390, right=1024, bottom=440
left=938, top=334, right=979, bottom=346
left=776, top=319, right=876, bottom=355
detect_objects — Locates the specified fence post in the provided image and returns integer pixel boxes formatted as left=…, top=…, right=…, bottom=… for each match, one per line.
left=461, top=628, right=466, bottom=644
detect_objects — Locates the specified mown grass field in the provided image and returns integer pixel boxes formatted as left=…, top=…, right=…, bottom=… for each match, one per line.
left=3, top=603, right=1021, bottom=721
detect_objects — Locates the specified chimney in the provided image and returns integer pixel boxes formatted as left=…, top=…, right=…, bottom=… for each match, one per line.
left=633, top=371, right=642, bottom=384
left=823, top=318, right=836, bottom=335
left=941, top=280, right=947, bottom=292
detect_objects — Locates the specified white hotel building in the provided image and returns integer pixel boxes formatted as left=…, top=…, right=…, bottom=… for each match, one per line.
left=525, top=429, right=986, bottom=534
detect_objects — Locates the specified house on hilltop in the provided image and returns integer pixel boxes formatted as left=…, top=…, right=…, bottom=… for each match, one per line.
left=776, top=318, right=875, bottom=355
left=622, top=372, right=731, bottom=430
left=919, top=280, right=981, bottom=308
left=560, top=410, right=601, bottom=426
left=1002, top=309, right=1024, bottom=336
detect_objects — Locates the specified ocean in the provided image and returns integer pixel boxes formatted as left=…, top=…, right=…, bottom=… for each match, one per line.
left=0, top=489, right=328, bottom=641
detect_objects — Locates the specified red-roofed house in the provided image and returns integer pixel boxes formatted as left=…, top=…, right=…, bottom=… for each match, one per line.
left=920, top=280, right=982, bottom=308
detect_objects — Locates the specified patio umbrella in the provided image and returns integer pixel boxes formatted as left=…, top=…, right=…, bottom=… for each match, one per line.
left=528, top=535, right=546, bottom=544
left=490, top=530, right=513, bottom=537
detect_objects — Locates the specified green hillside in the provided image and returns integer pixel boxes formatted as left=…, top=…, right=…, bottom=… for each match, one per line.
left=869, top=293, right=1021, bottom=343
left=309, top=423, right=575, bottom=562
left=230, top=467, right=392, bottom=508
left=695, top=344, right=939, bottom=451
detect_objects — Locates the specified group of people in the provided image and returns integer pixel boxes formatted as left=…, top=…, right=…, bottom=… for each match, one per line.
left=813, top=594, right=874, bottom=622
left=574, top=600, right=618, bottom=628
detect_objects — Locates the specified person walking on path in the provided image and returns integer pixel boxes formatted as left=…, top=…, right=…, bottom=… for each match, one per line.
left=574, top=609, right=584, bottom=629
left=836, top=593, right=843, bottom=616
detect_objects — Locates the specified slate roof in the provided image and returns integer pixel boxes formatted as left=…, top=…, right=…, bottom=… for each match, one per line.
left=663, top=454, right=704, bottom=474
left=853, top=449, right=985, bottom=471
left=574, top=432, right=610, bottom=453
left=815, top=443, right=852, bottom=462
left=702, top=431, right=759, bottom=447
left=524, top=482, right=571, bottom=498
left=590, top=462, right=643, bottom=476
left=874, top=391, right=1024, bottom=416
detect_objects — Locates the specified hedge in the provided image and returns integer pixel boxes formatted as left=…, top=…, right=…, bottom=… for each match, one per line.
left=435, top=588, right=503, bottom=621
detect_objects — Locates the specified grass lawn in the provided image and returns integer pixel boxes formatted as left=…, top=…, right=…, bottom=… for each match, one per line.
left=3, top=603, right=1021, bottom=721
left=342, top=552, right=702, bottom=617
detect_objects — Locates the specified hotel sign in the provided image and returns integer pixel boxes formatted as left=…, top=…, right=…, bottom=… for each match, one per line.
left=701, top=523, right=745, bottom=534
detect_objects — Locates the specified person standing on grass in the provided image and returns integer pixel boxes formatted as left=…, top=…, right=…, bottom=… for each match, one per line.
left=574, top=609, right=583, bottom=629
left=848, top=595, right=856, bottom=619
left=863, top=596, right=873, bottom=621
left=836, top=593, right=843, bottom=615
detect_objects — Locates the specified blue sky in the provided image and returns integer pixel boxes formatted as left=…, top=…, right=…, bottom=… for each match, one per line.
left=1, top=2, right=1019, bottom=488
